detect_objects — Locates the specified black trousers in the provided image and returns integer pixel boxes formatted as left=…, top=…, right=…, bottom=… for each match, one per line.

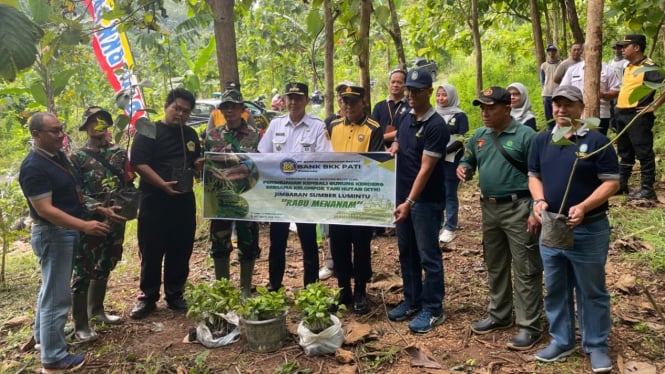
left=616, top=111, right=656, bottom=188
left=137, top=193, right=196, bottom=303
left=329, top=225, right=373, bottom=287
left=268, top=222, right=318, bottom=289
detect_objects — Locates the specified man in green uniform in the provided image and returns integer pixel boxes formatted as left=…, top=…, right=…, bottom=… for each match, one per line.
left=457, top=87, right=543, bottom=350
left=69, top=107, right=133, bottom=341
left=204, top=88, right=261, bottom=298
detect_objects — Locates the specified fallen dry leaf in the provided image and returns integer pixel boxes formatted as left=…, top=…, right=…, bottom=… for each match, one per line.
left=2, top=315, right=32, bottom=329
left=405, top=343, right=443, bottom=369
left=335, top=347, right=355, bottom=364
left=624, top=360, right=657, bottom=374
left=344, top=321, right=373, bottom=345
left=614, top=274, right=637, bottom=294
left=369, top=272, right=403, bottom=291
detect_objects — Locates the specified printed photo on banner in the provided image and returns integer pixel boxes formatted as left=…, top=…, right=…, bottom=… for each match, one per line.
left=203, top=152, right=396, bottom=227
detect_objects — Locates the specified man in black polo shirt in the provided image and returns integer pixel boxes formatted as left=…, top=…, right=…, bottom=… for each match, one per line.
left=130, top=88, right=204, bottom=319
left=614, top=34, right=665, bottom=200
left=19, top=112, right=122, bottom=372
left=387, top=68, right=449, bottom=334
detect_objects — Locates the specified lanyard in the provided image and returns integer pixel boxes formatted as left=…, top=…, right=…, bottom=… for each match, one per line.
left=386, top=99, right=403, bottom=125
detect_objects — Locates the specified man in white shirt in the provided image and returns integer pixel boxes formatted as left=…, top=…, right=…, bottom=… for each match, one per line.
left=560, top=59, right=621, bottom=135
left=257, top=82, right=333, bottom=290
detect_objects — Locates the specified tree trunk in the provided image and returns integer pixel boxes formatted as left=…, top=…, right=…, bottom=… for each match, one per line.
left=564, top=0, right=584, bottom=43
left=530, top=0, right=545, bottom=69
left=359, top=0, right=371, bottom=107
left=207, top=0, right=239, bottom=89
left=543, top=0, right=552, bottom=44
left=323, top=0, right=334, bottom=117
left=471, top=0, right=483, bottom=93
left=558, top=0, right=568, bottom=53
left=583, top=0, right=603, bottom=119
left=387, top=0, right=406, bottom=70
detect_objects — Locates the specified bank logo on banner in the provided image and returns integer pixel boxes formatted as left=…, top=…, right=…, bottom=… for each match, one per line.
left=84, top=0, right=149, bottom=125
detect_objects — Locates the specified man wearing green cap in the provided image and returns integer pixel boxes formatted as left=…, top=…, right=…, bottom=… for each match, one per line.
left=204, top=87, right=261, bottom=298
left=69, top=106, right=133, bottom=341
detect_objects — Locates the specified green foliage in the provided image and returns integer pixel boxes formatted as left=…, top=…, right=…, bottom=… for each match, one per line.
left=294, top=282, right=342, bottom=333
left=184, top=278, right=242, bottom=327
left=0, top=173, right=28, bottom=283
left=0, top=5, right=43, bottom=81
left=240, top=286, right=289, bottom=321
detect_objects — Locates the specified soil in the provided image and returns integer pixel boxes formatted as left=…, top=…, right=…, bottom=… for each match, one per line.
left=6, top=184, right=665, bottom=373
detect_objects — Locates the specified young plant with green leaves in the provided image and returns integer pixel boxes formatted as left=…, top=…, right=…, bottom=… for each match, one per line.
left=294, top=282, right=343, bottom=333
left=0, top=175, right=28, bottom=284
left=239, top=286, right=289, bottom=321
left=184, top=278, right=242, bottom=334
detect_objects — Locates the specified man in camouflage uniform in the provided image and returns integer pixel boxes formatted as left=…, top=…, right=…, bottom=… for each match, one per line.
left=69, top=107, right=133, bottom=341
left=205, top=88, right=261, bottom=298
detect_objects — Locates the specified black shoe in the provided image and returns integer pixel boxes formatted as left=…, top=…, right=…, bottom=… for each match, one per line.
left=628, top=188, right=657, bottom=201
left=167, top=297, right=187, bottom=312
left=338, top=286, right=353, bottom=306
left=506, top=329, right=542, bottom=350
left=470, top=317, right=513, bottom=335
left=130, top=301, right=156, bottom=319
left=353, top=284, right=369, bottom=314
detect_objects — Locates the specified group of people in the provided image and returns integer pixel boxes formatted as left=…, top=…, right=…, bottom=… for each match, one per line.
left=18, top=32, right=662, bottom=373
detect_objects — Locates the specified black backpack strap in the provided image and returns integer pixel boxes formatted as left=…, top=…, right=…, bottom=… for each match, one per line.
left=489, top=132, right=528, bottom=174
left=80, top=148, right=124, bottom=180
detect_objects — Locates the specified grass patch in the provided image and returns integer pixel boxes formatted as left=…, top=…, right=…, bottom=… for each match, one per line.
left=610, top=202, right=665, bottom=272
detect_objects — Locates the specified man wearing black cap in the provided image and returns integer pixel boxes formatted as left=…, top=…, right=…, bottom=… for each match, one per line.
left=328, top=85, right=384, bottom=314
left=204, top=87, right=261, bottom=298
left=371, top=68, right=410, bottom=147
left=614, top=34, right=665, bottom=200
left=529, top=85, right=618, bottom=373
left=69, top=107, right=133, bottom=341
left=540, top=44, right=561, bottom=123
left=457, top=87, right=543, bottom=350
left=258, top=82, right=333, bottom=290
left=387, top=68, right=449, bottom=334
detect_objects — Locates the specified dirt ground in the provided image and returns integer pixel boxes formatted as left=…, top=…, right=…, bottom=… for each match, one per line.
left=5, top=184, right=665, bottom=373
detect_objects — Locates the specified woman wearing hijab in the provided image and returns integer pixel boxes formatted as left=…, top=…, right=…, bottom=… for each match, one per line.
left=507, top=82, right=537, bottom=131
left=435, top=83, right=469, bottom=244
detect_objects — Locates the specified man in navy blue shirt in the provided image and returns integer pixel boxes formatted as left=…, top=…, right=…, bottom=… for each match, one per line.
left=386, top=68, right=449, bottom=334
left=19, top=112, right=122, bottom=372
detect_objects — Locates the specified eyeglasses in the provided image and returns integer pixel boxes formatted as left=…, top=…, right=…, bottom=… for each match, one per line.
left=40, top=127, right=65, bottom=134
left=405, top=88, right=427, bottom=96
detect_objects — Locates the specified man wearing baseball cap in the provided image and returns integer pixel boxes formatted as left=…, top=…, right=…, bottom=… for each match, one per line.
left=387, top=68, right=449, bottom=334
left=327, top=85, right=384, bottom=314
left=458, top=87, right=542, bottom=350
left=529, top=85, right=619, bottom=373
left=69, top=106, right=132, bottom=342
left=614, top=34, right=665, bottom=200
left=204, top=86, right=261, bottom=298
left=540, top=45, right=561, bottom=123
left=258, top=82, right=333, bottom=291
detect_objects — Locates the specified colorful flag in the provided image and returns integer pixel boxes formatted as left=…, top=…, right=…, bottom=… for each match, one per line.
left=84, top=0, right=148, bottom=125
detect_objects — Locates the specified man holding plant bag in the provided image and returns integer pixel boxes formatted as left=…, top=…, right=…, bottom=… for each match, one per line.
left=528, top=85, right=619, bottom=373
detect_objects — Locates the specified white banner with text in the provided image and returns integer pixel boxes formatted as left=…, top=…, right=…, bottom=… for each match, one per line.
left=203, top=152, right=395, bottom=226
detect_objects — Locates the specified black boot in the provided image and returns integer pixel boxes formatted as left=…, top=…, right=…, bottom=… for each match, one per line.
left=617, top=165, right=632, bottom=195
left=353, top=283, right=370, bottom=315
left=628, top=186, right=657, bottom=201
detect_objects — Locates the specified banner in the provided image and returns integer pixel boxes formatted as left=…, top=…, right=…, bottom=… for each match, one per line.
left=203, top=152, right=396, bottom=227
left=84, top=0, right=148, bottom=125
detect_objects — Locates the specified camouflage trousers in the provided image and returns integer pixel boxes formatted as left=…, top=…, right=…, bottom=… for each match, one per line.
left=72, top=221, right=126, bottom=294
left=209, top=219, right=260, bottom=260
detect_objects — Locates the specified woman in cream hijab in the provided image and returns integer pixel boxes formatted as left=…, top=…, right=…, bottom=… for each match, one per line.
left=435, top=83, right=468, bottom=244
left=507, top=82, right=537, bottom=130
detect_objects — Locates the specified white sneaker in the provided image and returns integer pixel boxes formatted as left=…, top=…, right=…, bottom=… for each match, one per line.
left=439, top=229, right=456, bottom=243
left=318, top=266, right=333, bottom=280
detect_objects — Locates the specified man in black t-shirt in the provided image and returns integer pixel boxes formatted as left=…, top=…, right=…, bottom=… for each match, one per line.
left=129, top=88, right=204, bottom=319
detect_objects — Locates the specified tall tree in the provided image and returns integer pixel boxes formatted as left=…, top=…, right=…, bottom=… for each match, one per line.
left=469, top=0, right=483, bottom=93
left=323, top=0, right=334, bottom=116
left=583, top=0, right=603, bottom=119
left=207, top=0, right=239, bottom=87
left=359, top=0, right=371, bottom=105
left=529, top=0, right=545, bottom=68
left=563, top=0, right=584, bottom=43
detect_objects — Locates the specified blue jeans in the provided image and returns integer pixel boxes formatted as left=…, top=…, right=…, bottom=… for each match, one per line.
left=31, top=223, right=79, bottom=364
left=540, top=217, right=611, bottom=353
left=443, top=178, right=460, bottom=231
left=395, top=201, right=445, bottom=315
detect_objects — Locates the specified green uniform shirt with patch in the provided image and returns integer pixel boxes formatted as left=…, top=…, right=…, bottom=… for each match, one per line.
left=459, top=119, right=535, bottom=196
